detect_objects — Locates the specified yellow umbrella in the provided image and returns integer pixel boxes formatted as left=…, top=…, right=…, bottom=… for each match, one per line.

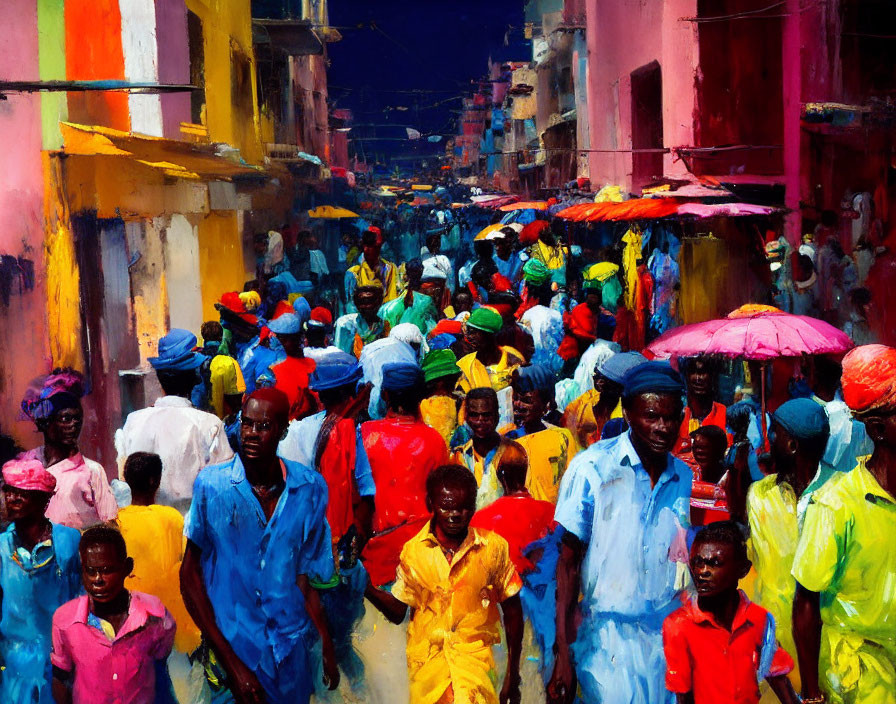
left=474, top=223, right=505, bottom=240
left=308, top=205, right=359, bottom=219
left=411, top=184, right=433, bottom=191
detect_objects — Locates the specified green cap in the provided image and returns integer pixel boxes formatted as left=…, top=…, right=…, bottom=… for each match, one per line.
left=421, top=349, right=461, bottom=383
left=466, top=306, right=503, bottom=334
left=522, top=259, right=551, bottom=286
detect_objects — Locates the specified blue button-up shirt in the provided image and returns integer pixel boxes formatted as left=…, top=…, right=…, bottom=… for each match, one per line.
left=185, top=455, right=333, bottom=675
left=554, top=431, right=692, bottom=625
left=0, top=522, right=82, bottom=704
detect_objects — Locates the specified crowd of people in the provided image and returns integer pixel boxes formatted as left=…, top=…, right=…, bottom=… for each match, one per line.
left=0, top=212, right=894, bottom=704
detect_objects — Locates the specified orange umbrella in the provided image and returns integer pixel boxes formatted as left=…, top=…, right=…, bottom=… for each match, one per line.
left=498, top=201, right=548, bottom=212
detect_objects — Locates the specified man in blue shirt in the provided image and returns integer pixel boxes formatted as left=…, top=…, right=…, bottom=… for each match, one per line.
left=181, top=388, right=338, bottom=704
left=548, top=361, right=692, bottom=704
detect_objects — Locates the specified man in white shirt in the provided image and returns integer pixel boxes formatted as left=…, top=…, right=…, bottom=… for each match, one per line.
left=115, top=329, right=233, bottom=514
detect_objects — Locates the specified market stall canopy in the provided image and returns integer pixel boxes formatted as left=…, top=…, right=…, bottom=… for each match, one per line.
left=308, top=205, right=359, bottom=219
left=555, top=198, right=780, bottom=222
left=555, top=198, right=680, bottom=222
left=498, top=201, right=548, bottom=212
left=677, top=202, right=780, bottom=218
left=646, top=304, right=854, bottom=361
left=60, top=122, right=264, bottom=181
left=470, top=194, right=520, bottom=209
left=411, top=184, right=433, bottom=191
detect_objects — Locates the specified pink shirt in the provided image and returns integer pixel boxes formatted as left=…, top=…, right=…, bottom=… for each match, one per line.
left=21, top=447, right=118, bottom=529
left=51, top=592, right=176, bottom=704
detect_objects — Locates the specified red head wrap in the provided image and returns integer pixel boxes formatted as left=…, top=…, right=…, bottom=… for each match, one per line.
left=841, top=344, right=896, bottom=416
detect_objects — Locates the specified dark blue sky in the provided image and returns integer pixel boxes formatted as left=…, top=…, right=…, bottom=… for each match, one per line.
left=327, top=0, right=528, bottom=160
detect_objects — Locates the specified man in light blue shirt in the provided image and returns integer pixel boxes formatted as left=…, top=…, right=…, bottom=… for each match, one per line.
left=548, top=361, right=692, bottom=704
left=181, top=389, right=338, bottom=704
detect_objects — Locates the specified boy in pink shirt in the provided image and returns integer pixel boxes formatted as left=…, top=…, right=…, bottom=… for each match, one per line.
left=50, top=526, right=176, bottom=704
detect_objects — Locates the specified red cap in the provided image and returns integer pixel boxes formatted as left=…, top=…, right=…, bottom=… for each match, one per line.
left=491, top=273, right=513, bottom=293
left=519, top=220, right=550, bottom=246
left=310, top=306, right=333, bottom=326
left=270, top=300, right=294, bottom=320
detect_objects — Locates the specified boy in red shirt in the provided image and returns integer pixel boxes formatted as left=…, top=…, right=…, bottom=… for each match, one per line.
left=663, top=521, right=798, bottom=704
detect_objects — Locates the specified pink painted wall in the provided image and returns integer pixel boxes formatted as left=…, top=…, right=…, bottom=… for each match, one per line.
left=584, top=0, right=698, bottom=192
left=156, top=0, right=191, bottom=138
left=0, top=0, right=52, bottom=449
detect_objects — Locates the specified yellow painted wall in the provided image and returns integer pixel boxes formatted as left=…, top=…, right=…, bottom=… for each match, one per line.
left=127, top=217, right=171, bottom=365
left=197, top=211, right=249, bottom=325
left=186, top=0, right=263, bottom=164
left=43, top=154, right=85, bottom=372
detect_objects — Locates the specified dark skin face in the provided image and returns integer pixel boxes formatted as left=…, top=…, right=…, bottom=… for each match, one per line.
left=2, top=484, right=52, bottom=522
left=692, top=434, right=726, bottom=473
left=464, top=326, right=496, bottom=354
left=240, top=398, right=287, bottom=466
left=428, top=484, right=476, bottom=544
left=466, top=396, right=499, bottom=439
left=362, top=242, right=381, bottom=266
left=624, top=393, right=684, bottom=459
left=686, top=359, right=713, bottom=398
left=355, top=290, right=384, bottom=323
left=592, top=373, right=623, bottom=402
left=585, top=291, right=601, bottom=312
left=453, top=292, right=473, bottom=314
left=427, top=236, right=441, bottom=255
left=513, top=387, right=548, bottom=429
left=81, top=543, right=133, bottom=605
left=690, top=540, right=749, bottom=598
left=43, top=406, right=83, bottom=452
left=495, top=237, right=513, bottom=259
left=276, top=332, right=304, bottom=358
left=770, top=421, right=797, bottom=476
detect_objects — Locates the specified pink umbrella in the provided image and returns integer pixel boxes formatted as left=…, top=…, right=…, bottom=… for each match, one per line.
left=647, top=305, right=854, bottom=361
left=647, top=304, right=854, bottom=439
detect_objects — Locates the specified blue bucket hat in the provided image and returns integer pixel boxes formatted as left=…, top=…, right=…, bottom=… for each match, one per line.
left=598, top=351, right=648, bottom=384
left=293, top=297, right=312, bottom=326
left=268, top=313, right=303, bottom=335
left=148, top=329, right=205, bottom=371
left=622, top=361, right=685, bottom=399
left=310, top=351, right=363, bottom=392
left=381, top=361, right=424, bottom=392
left=772, top=398, right=830, bottom=441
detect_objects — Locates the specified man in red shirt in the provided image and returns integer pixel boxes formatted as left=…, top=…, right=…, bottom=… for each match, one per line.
left=360, top=361, right=448, bottom=586
left=674, top=356, right=727, bottom=475
left=471, top=440, right=558, bottom=684
left=663, top=521, right=798, bottom=704
left=267, top=312, right=318, bottom=420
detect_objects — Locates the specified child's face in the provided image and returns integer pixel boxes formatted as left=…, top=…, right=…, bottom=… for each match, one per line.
left=689, top=540, right=747, bottom=598
left=692, top=434, right=724, bottom=469
left=81, top=543, right=132, bottom=604
left=430, top=485, right=475, bottom=541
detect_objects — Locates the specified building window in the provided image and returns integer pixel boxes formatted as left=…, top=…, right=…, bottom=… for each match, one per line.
left=631, top=60, right=663, bottom=190
left=188, top=11, right=206, bottom=124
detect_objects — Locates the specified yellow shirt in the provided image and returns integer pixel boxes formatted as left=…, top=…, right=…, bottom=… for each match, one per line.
left=348, top=259, right=399, bottom=302
left=456, top=347, right=524, bottom=394
left=791, top=457, right=896, bottom=703
left=560, top=389, right=623, bottom=451
left=451, top=439, right=517, bottom=509
left=117, top=504, right=201, bottom=653
left=506, top=426, right=577, bottom=504
left=392, top=524, right=522, bottom=704
left=420, top=395, right=459, bottom=448
left=746, top=475, right=800, bottom=661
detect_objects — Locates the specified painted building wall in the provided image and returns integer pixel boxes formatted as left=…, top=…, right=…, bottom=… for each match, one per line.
left=186, top=0, right=263, bottom=163
left=0, top=0, right=53, bottom=450
left=584, top=0, right=698, bottom=191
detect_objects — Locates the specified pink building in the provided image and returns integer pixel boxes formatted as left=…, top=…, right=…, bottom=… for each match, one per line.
left=584, top=0, right=896, bottom=244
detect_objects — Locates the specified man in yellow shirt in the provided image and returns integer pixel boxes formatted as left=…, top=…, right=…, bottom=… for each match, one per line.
left=503, top=364, right=576, bottom=503
left=562, top=351, right=645, bottom=451
left=743, top=398, right=830, bottom=672
left=345, top=227, right=399, bottom=305
left=364, top=464, right=523, bottom=704
left=793, top=344, right=896, bottom=704
left=456, top=306, right=525, bottom=394
left=452, top=387, right=522, bottom=508
left=420, top=349, right=463, bottom=447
